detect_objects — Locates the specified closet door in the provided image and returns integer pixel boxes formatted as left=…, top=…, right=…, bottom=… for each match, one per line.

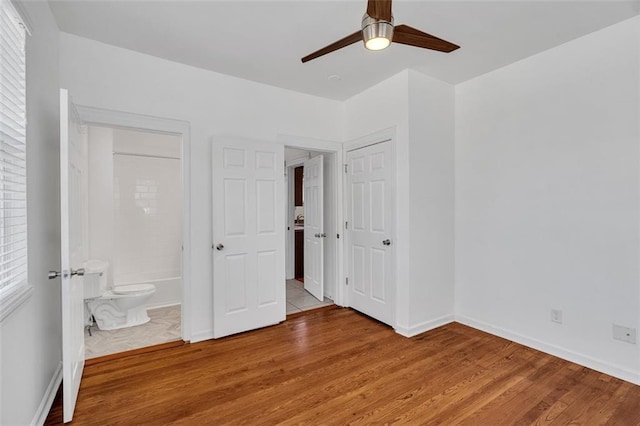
left=346, top=141, right=395, bottom=326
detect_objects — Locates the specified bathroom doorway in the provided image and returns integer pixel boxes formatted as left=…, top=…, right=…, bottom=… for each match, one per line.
left=284, top=147, right=337, bottom=315
left=82, top=125, right=184, bottom=359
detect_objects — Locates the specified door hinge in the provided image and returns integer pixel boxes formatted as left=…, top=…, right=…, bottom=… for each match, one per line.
left=344, top=164, right=348, bottom=173
left=345, top=221, right=348, bottom=229
left=346, top=277, right=349, bottom=286
left=336, top=233, right=340, bottom=239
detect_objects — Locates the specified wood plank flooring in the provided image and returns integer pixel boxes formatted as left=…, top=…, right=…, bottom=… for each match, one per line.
left=45, top=307, right=640, bottom=425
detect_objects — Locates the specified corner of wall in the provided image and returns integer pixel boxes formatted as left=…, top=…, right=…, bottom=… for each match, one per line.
left=406, top=70, right=456, bottom=328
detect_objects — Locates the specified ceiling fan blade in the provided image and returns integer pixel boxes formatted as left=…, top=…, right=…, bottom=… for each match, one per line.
left=393, top=24, right=460, bottom=53
left=301, top=30, right=363, bottom=63
left=366, top=0, right=393, bottom=21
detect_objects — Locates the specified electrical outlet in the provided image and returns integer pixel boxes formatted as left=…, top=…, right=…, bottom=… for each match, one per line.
left=551, top=309, right=563, bottom=324
left=613, top=324, right=636, bottom=344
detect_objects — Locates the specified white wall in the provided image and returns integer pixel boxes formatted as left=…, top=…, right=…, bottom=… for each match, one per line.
left=345, top=70, right=456, bottom=336
left=0, top=1, right=62, bottom=424
left=59, top=33, right=344, bottom=341
left=408, top=70, right=455, bottom=328
left=455, top=16, right=640, bottom=384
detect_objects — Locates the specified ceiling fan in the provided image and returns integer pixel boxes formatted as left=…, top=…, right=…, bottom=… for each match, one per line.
left=301, top=0, right=460, bottom=63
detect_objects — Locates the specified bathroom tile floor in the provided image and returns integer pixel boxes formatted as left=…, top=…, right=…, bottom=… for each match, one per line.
left=286, top=279, right=333, bottom=315
left=84, top=304, right=181, bottom=359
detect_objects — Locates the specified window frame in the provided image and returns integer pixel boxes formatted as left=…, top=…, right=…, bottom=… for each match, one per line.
left=0, top=0, right=32, bottom=322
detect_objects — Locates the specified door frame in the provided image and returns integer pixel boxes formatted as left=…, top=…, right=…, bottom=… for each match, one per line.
left=342, top=127, right=397, bottom=328
left=285, top=156, right=307, bottom=280
left=74, top=105, right=192, bottom=341
left=279, top=135, right=344, bottom=307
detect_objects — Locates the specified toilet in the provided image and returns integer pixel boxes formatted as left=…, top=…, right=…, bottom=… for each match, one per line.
left=83, top=259, right=156, bottom=331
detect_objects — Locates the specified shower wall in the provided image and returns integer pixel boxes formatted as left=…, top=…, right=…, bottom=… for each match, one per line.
left=87, top=126, right=182, bottom=308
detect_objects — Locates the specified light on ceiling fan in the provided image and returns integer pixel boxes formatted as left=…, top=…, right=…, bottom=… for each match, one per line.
left=365, top=36, right=391, bottom=51
left=362, top=14, right=394, bottom=51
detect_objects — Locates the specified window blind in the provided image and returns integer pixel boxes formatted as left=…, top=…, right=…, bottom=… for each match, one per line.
left=0, top=1, right=27, bottom=298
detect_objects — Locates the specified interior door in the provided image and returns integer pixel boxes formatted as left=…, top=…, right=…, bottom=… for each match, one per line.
left=59, top=89, right=89, bottom=422
left=303, top=155, right=324, bottom=301
left=346, top=141, right=394, bottom=326
left=212, top=138, right=285, bottom=338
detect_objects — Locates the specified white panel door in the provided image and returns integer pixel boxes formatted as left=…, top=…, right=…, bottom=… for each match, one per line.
left=303, top=155, right=324, bottom=301
left=212, top=139, right=285, bottom=338
left=59, top=89, right=89, bottom=423
left=346, top=141, right=394, bottom=326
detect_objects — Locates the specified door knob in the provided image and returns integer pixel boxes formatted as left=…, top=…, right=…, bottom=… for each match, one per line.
left=216, top=244, right=224, bottom=251
left=320, top=233, right=327, bottom=238
left=382, top=239, right=392, bottom=246
left=48, top=268, right=85, bottom=279
left=314, top=233, right=320, bottom=238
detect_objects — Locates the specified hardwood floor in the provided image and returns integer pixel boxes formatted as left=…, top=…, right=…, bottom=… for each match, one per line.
left=45, top=307, right=640, bottom=425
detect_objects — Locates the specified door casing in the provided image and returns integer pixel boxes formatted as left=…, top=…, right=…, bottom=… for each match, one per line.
left=280, top=136, right=344, bottom=307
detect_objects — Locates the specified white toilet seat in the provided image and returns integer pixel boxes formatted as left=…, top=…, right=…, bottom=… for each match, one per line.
left=112, top=284, right=155, bottom=295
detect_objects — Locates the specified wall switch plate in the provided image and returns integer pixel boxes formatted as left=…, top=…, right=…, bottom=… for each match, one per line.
left=613, top=324, right=636, bottom=344
left=551, top=309, right=563, bottom=324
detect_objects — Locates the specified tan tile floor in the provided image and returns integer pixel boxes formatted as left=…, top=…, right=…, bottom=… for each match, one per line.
left=286, top=279, right=333, bottom=314
left=84, top=304, right=181, bottom=359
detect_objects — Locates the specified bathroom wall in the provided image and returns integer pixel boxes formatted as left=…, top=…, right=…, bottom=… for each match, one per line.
left=87, top=126, right=183, bottom=308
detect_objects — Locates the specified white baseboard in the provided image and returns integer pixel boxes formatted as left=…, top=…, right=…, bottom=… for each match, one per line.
left=395, top=314, right=455, bottom=338
left=31, top=362, right=62, bottom=426
left=146, top=302, right=182, bottom=310
left=455, top=314, right=640, bottom=386
left=191, top=329, right=214, bottom=343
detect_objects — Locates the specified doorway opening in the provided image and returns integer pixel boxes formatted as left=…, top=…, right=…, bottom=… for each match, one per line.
left=82, top=126, right=184, bottom=359
left=73, top=105, right=191, bottom=360
left=284, top=147, right=337, bottom=315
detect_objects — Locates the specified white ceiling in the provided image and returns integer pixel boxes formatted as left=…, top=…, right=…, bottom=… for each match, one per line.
left=49, top=0, right=640, bottom=101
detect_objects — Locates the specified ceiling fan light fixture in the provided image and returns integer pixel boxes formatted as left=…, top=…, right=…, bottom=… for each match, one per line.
left=365, top=36, right=391, bottom=51
left=301, top=0, right=460, bottom=63
left=362, top=13, right=394, bottom=51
